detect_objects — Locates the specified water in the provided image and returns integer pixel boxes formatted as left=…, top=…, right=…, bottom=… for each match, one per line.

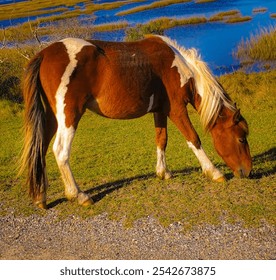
left=1, top=0, right=276, bottom=74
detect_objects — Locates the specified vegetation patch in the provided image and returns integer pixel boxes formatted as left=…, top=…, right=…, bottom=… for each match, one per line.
left=253, top=8, right=268, bottom=14
left=125, top=16, right=207, bottom=41
left=117, top=0, right=192, bottom=16
left=234, top=25, right=276, bottom=66
left=225, top=15, right=252, bottom=24
left=195, top=0, right=216, bottom=3
left=0, top=0, right=141, bottom=23
left=209, top=10, right=252, bottom=23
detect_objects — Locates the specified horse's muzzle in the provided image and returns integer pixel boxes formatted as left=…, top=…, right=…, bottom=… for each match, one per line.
left=234, top=166, right=251, bottom=178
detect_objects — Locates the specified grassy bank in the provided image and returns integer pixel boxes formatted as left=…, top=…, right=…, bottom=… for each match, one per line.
left=234, top=25, right=276, bottom=64
left=0, top=69, right=275, bottom=228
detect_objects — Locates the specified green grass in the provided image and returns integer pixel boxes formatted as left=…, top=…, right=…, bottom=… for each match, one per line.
left=125, top=16, right=207, bottom=41
left=0, top=70, right=275, bottom=229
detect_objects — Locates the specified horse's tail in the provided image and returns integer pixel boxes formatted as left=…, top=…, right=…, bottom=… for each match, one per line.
left=19, top=53, right=48, bottom=207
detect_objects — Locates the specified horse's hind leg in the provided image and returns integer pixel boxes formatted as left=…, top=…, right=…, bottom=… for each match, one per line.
left=53, top=114, right=92, bottom=206
left=154, top=112, right=172, bottom=179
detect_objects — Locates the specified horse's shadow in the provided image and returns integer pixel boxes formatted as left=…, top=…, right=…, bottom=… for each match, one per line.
left=47, top=148, right=275, bottom=208
left=47, top=167, right=198, bottom=209
left=250, top=147, right=276, bottom=179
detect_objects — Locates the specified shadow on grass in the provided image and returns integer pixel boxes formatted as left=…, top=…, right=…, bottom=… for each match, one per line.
left=250, top=147, right=276, bottom=179
left=47, top=167, right=199, bottom=208
left=47, top=148, right=275, bottom=208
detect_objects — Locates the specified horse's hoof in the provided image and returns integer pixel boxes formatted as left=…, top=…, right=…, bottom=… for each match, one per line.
left=78, top=192, right=93, bottom=207
left=214, top=176, right=226, bottom=183
left=157, top=170, right=172, bottom=180
left=81, top=198, right=93, bottom=207
left=35, top=201, right=47, bottom=209
left=164, top=171, right=172, bottom=179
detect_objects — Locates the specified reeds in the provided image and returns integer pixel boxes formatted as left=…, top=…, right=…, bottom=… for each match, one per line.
left=209, top=10, right=252, bottom=23
left=234, top=25, right=276, bottom=62
left=117, top=0, right=192, bottom=16
left=125, top=16, right=207, bottom=41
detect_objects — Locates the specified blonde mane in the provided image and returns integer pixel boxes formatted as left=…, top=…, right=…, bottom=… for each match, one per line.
left=158, top=35, right=236, bottom=131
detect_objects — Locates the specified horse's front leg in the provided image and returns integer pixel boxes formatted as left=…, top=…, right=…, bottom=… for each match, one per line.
left=53, top=124, right=93, bottom=206
left=169, top=108, right=225, bottom=182
left=154, top=112, right=172, bottom=179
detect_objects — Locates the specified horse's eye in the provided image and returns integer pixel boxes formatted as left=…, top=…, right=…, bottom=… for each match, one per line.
left=239, top=138, right=246, bottom=144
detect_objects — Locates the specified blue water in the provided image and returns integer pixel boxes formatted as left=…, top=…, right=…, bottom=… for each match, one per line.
left=1, top=0, right=276, bottom=74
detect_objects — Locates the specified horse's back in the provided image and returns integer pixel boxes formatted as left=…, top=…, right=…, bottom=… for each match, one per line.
left=37, top=36, right=176, bottom=119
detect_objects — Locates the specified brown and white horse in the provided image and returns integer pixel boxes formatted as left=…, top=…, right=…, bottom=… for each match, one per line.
left=20, top=35, right=252, bottom=209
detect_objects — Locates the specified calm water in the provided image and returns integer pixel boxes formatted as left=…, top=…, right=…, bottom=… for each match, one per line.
left=1, top=0, right=276, bottom=74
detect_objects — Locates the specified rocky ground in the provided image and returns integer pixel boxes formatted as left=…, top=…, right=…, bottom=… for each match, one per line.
left=0, top=210, right=275, bottom=260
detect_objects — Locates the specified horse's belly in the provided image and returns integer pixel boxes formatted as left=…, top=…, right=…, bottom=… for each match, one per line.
left=87, top=94, right=148, bottom=119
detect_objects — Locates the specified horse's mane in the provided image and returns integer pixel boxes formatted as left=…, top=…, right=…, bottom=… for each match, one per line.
left=157, top=35, right=236, bottom=131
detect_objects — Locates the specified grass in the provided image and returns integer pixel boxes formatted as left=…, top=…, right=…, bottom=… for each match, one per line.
left=225, top=16, right=252, bottom=24
left=195, top=0, right=216, bottom=3
left=0, top=0, right=143, bottom=21
left=253, top=8, right=268, bottom=14
left=125, top=9, right=252, bottom=40
left=0, top=70, right=275, bottom=229
left=117, top=0, right=192, bottom=16
left=234, top=25, right=276, bottom=64
left=209, top=10, right=252, bottom=23
left=125, top=16, right=207, bottom=41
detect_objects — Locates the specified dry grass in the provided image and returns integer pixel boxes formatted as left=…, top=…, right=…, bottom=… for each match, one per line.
left=125, top=16, right=207, bottom=41
left=117, top=0, right=192, bottom=16
left=234, top=25, right=276, bottom=63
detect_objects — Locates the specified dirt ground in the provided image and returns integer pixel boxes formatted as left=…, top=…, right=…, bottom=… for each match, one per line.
left=0, top=210, right=275, bottom=260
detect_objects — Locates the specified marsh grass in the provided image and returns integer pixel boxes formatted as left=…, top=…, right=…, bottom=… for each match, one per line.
left=195, top=0, right=216, bottom=3
left=0, top=0, right=90, bottom=21
left=234, top=25, right=276, bottom=63
left=209, top=10, right=252, bottom=23
left=0, top=70, right=275, bottom=229
left=253, top=8, right=268, bottom=14
left=125, top=16, right=207, bottom=41
left=117, top=0, right=192, bottom=16
left=0, top=0, right=140, bottom=21
left=225, top=16, right=252, bottom=24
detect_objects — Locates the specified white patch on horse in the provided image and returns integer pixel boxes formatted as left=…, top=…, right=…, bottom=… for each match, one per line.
left=55, top=38, right=93, bottom=127
left=147, top=94, right=154, bottom=112
left=157, top=36, right=192, bottom=88
left=187, top=141, right=223, bottom=180
left=156, top=147, right=171, bottom=179
left=171, top=53, right=193, bottom=87
left=53, top=38, right=93, bottom=199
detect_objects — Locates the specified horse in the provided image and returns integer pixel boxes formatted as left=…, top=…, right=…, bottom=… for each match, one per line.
left=20, top=35, right=252, bottom=209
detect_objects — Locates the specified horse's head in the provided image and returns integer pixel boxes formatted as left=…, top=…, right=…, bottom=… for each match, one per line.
left=210, top=107, right=252, bottom=178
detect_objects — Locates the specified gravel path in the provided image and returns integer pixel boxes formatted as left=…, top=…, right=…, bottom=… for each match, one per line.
left=0, top=210, right=275, bottom=260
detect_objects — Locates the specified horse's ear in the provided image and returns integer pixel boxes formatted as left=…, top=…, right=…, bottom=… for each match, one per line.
left=233, top=109, right=241, bottom=124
